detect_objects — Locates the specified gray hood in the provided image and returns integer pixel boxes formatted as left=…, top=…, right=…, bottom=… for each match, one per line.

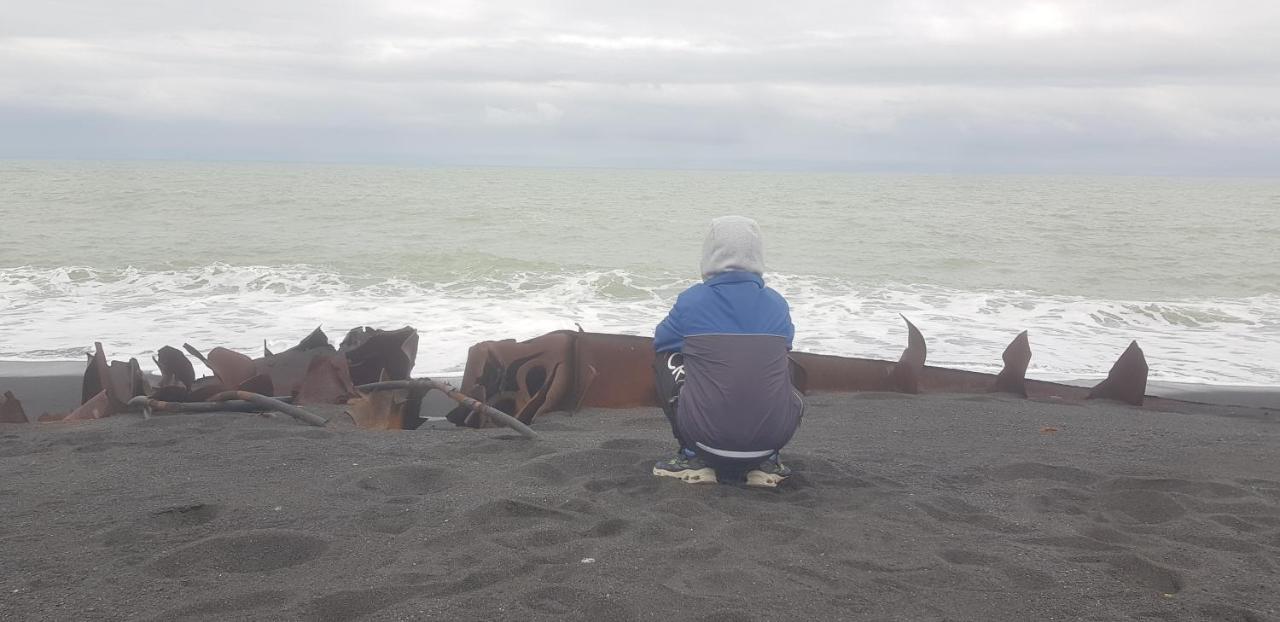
left=700, top=215, right=765, bottom=280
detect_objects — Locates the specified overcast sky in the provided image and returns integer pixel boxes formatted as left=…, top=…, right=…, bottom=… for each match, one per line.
left=1, top=1, right=1278, bottom=174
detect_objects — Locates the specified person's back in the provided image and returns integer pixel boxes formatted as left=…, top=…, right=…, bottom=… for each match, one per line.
left=651, top=216, right=804, bottom=487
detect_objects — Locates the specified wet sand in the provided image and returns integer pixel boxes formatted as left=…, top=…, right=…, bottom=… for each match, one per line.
left=2, top=379, right=1278, bottom=621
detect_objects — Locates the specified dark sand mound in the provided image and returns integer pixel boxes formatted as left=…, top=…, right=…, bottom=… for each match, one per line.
left=1, top=393, right=1278, bottom=621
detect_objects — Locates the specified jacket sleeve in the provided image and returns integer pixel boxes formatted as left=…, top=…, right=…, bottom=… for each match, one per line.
left=782, top=302, right=795, bottom=350
left=654, top=291, right=689, bottom=353
left=766, top=287, right=795, bottom=350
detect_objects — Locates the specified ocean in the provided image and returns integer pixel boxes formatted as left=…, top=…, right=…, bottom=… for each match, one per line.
left=1, top=160, right=1276, bottom=385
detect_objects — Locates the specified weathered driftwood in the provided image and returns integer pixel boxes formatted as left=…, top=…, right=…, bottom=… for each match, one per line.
left=357, top=380, right=538, bottom=439
left=207, top=391, right=328, bottom=427
left=129, top=394, right=325, bottom=427
left=127, top=395, right=286, bottom=418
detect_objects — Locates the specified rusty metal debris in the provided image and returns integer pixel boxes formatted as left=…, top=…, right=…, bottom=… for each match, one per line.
left=359, top=379, right=537, bottom=439
left=890, top=315, right=926, bottom=394
left=155, top=345, right=195, bottom=390
left=448, top=320, right=1155, bottom=427
left=345, top=387, right=415, bottom=431
left=294, top=355, right=357, bottom=406
left=6, top=314, right=1168, bottom=432
left=340, top=326, right=419, bottom=386
left=445, top=330, right=655, bottom=428
left=1087, top=341, right=1149, bottom=406
left=992, top=331, right=1032, bottom=397
left=0, top=390, right=27, bottom=423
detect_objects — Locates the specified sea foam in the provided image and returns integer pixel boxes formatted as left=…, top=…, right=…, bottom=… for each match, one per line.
left=1, top=264, right=1276, bottom=386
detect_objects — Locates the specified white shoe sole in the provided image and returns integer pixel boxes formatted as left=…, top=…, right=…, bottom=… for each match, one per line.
left=745, top=470, right=786, bottom=488
left=652, top=466, right=718, bottom=484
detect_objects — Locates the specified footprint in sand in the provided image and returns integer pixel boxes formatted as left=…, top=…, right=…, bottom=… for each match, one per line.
left=989, top=462, right=1102, bottom=486
left=354, top=504, right=418, bottom=535
left=147, top=503, right=222, bottom=529
left=937, top=549, right=1055, bottom=590
left=914, top=496, right=1032, bottom=534
left=354, top=465, right=450, bottom=496
left=521, top=586, right=637, bottom=620
left=148, top=590, right=292, bottom=621
left=1097, top=489, right=1187, bottom=524
left=147, top=530, right=327, bottom=576
left=1068, top=552, right=1184, bottom=594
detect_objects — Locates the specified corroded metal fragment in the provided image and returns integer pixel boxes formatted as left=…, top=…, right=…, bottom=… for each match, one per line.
left=237, top=373, right=275, bottom=396
left=889, top=315, right=926, bottom=394
left=0, top=391, right=28, bottom=423
left=254, top=328, right=338, bottom=397
left=81, top=343, right=148, bottom=412
left=346, top=388, right=412, bottom=430
left=991, top=331, right=1032, bottom=397
left=207, top=347, right=257, bottom=389
left=787, top=352, right=894, bottom=394
left=294, top=355, right=357, bottom=405
left=449, top=331, right=578, bottom=426
left=188, top=377, right=228, bottom=402
left=448, top=330, right=658, bottom=427
left=1088, top=341, right=1149, bottom=406
left=573, top=332, right=656, bottom=410
left=340, top=326, right=419, bottom=386
left=156, top=345, right=195, bottom=389
left=66, top=389, right=114, bottom=421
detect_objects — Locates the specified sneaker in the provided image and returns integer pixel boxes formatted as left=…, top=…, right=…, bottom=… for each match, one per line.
left=745, top=453, right=792, bottom=488
left=653, top=448, right=717, bottom=484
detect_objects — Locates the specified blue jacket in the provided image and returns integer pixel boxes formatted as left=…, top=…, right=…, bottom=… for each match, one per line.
left=654, top=271, right=795, bottom=353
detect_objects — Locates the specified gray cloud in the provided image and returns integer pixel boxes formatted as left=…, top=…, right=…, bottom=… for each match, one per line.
left=2, top=1, right=1278, bottom=173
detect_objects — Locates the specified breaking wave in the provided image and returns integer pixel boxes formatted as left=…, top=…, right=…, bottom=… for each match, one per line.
left=1, top=264, right=1276, bottom=385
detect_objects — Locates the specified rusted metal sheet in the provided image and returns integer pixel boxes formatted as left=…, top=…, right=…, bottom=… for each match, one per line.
left=236, top=373, right=275, bottom=396
left=0, top=391, right=28, bottom=423
left=889, top=316, right=926, bottom=394
left=253, top=328, right=339, bottom=396
left=1088, top=341, right=1149, bottom=406
left=66, top=389, right=114, bottom=421
left=991, top=331, right=1031, bottom=397
left=448, top=330, right=579, bottom=426
left=155, top=345, right=195, bottom=389
left=572, top=332, right=657, bottom=409
left=340, top=326, right=419, bottom=386
left=294, top=355, right=357, bottom=405
left=206, top=347, right=257, bottom=389
left=449, top=321, right=1168, bottom=427
left=81, top=343, right=148, bottom=412
left=346, top=388, right=413, bottom=430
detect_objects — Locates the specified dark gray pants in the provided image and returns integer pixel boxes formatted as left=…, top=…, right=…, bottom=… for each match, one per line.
left=653, top=352, right=783, bottom=475
left=653, top=351, right=690, bottom=449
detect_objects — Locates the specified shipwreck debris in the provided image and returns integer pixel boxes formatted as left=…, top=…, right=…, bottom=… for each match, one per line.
left=992, top=331, right=1032, bottom=397
left=155, top=345, right=195, bottom=389
left=340, top=326, right=419, bottom=386
left=294, top=355, right=357, bottom=405
left=206, top=347, right=258, bottom=389
left=889, top=315, right=926, bottom=394
left=67, top=390, right=115, bottom=421
left=346, top=387, right=415, bottom=431
left=1087, top=341, right=1149, bottom=406
left=359, top=379, right=538, bottom=439
left=0, top=391, right=28, bottom=423
left=447, top=331, right=656, bottom=428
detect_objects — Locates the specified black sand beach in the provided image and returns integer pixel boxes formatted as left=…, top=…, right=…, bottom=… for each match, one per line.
left=2, top=372, right=1278, bottom=621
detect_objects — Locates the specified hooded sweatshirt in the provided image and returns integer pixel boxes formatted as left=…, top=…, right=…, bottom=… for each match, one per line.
left=653, top=216, right=802, bottom=453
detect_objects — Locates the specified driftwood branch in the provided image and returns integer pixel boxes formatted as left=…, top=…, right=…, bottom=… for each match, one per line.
left=357, top=379, right=538, bottom=440
left=206, top=391, right=328, bottom=427
left=127, top=395, right=296, bottom=418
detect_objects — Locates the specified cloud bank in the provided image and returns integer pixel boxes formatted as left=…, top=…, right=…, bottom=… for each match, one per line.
left=2, top=1, right=1278, bottom=173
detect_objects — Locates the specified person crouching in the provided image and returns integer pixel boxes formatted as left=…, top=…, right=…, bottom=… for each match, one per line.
left=652, top=215, right=804, bottom=488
